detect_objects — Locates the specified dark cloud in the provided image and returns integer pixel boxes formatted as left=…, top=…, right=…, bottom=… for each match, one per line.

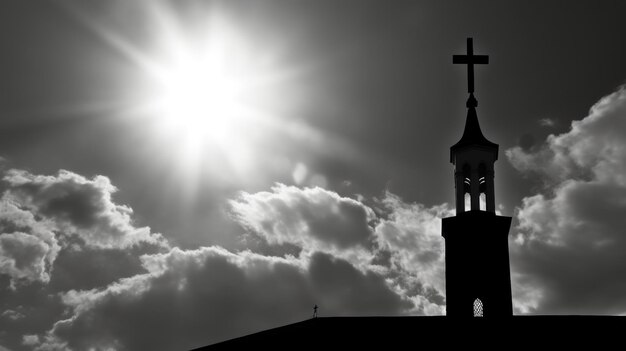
left=0, top=233, right=51, bottom=286
left=0, top=168, right=167, bottom=289
left=0, top=278, right=66, bottom=351
left=3, top=169, right=167, bottom=250
left=37, top=247, right=409, bottom=350
left=230, top=184, right=449, bottom=315
left=48, top=244, right=149, bottom=292
left=0, top=167, right=460, bottom=350
left=309, top=251, right=411, bottom=315
left=0, top=198, right=59, bottom=286
left=517, top=133, right=536, bottom=152
left=506, top=87, right=626, bottom=314
left=0, top=169, right=169, bottom=350
left=0, top=173, right=456, bottom=350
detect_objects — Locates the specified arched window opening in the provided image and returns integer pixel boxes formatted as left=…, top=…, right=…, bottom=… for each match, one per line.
left=464, top=193, right=471, bottom=212
left=477, top=163, right=488, bottom=212
left=473, top=298, right=484, bottom=317
left=464, top=177, right=471, bottom=203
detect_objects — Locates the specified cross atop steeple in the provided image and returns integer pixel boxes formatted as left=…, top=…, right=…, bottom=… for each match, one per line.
left=449, top=37, right=496, bottom=165
left=453, top=38, right=489, bottom=106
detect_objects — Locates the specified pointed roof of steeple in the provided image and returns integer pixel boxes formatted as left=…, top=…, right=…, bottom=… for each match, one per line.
left=450, top=94, right=498, bottom=163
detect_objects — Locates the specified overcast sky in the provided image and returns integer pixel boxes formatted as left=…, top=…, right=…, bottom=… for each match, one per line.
left=1, top=0, right=626, bottom=350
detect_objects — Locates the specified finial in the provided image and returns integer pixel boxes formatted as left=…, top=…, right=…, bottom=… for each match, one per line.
left=466, top=93, right=478, bottom=108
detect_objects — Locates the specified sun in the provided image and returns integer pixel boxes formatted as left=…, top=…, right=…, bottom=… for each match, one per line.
left=68, top=3, right=331, bottom=191
left=146, top=20, right=259, bottom=153
left=55, top=1, right=346, bottom=210
left=155, top=54, right=244, bottom=146
left=135, top=13, right=281, bottom=184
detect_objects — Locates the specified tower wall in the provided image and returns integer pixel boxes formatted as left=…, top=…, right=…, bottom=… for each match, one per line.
left=442, top=211, right=512, bottom=317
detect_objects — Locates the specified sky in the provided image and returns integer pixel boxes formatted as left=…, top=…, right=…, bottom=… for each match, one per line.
left=1, top=0, right=626, bottom=349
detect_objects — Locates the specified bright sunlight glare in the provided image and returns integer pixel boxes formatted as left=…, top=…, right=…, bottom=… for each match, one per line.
left=58, top=1, right=341, bottom=208
left=138, top=12, right=283, bottom=186
left=151, top=32, right=251, bottom=150
left=155, top=51, right=247, bottom=147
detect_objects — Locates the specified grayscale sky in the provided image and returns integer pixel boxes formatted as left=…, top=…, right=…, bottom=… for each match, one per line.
left=1, top=1, right=626, bottom=350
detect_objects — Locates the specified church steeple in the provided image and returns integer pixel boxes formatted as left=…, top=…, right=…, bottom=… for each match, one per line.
left=442, top=38, right=513, bottom=318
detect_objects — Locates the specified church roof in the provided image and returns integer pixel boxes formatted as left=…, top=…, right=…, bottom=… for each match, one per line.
left=196, top=315, right=626, bottom=349
left=450, top=95, right=498, bottom=163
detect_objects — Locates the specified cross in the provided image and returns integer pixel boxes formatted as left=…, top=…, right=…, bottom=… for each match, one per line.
left=453, top=38, right=489, bottom=94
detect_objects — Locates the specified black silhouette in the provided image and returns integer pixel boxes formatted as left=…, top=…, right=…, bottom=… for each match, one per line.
left=442, top=38, right=513, bottom=317
left=453, top=38, right=488, bottom=94
left=313, top=304, right=318, bottom=318
left=197, top=316, right=626, bottom=349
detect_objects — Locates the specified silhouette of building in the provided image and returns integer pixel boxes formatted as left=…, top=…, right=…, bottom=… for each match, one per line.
left=195, top=316, right=626, bottom=349
left=442, top=38, right=512, bottom=317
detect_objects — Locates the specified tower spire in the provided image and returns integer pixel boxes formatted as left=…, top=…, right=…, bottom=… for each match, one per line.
left=442, top=39, right=513, bottom=318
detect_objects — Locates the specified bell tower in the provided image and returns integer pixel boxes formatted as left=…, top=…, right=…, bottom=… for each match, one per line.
left=442, top=38, right=513, bottom=317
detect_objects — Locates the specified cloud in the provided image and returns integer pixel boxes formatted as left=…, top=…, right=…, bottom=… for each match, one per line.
left=3, top=170, right=167, bottom=250
left=1, top=310, right=25, bottom=321
left=0, top=169, right=167, bottom=289
left=0, top=233, right=51, bottom=287
left=507, top=86, right=626, bottom=314
left=230, top=184, right=376, bottom=254
left=373, top=192, right=451, bottom=315
left=230, top=185, right=449, bottom=314
left=539, top=118, right=556, bottom=127
left=22, top=335, right=38, bottom=347
left=37, top=247, right=410, bottom=350
left=0, top=170, right=452, bottom=350
left=517, top=133, right=536, bottom=152
left=0, top=169, right=174, bottom=350
left=507, top=88, right=626, bottom=184
left=0, top=198, right=60, bottom=286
